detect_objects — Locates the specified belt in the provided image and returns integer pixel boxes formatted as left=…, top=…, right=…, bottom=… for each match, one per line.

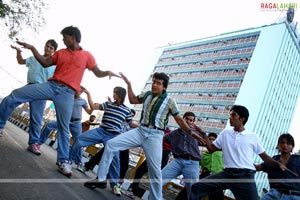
left=141, top=124, right=164, bottom=131
left=224, top=168, right=251, bottom=173
left=176, top=154, right=200, bottom=161
left=52, top=80, right=75, bottom=91
left=70, top=118, right=81, bottom=122
left=275, top=188, right=300, bottom=196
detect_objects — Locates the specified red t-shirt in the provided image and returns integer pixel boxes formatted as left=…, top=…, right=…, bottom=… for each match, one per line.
left=49, top=48, right=96, bottom=91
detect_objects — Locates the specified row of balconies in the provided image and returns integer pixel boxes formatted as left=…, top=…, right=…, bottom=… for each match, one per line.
left=155, top=59, right=250, bottom=72
left=162, top=36, right=258, bottom=57
left=158, top=47, right=254, bottom=65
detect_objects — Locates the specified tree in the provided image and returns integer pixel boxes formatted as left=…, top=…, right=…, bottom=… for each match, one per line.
left=0, top=0, right=48, bottom=39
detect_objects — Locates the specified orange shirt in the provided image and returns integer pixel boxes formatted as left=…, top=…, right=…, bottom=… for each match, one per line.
left=49, top=48, right=96, bottom=91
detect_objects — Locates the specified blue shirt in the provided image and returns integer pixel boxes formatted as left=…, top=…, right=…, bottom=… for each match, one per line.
left=164, top=128, right=202, bottom=161
left=71, top=97, right=88, bottom=119
left=26, top=56, right=56, bottom=84
left=100, top=101, right=132, bottom=134
left=261, top=154, right=300, bottom=191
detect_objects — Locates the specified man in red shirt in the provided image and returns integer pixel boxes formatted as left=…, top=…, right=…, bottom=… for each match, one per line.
left=0, top=26, right=119, bottom=177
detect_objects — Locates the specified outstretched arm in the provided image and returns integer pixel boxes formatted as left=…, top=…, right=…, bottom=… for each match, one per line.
left=11, top=45, right=26, bottom=64
left=91, top=66, right=120, bottom=79
left=16, top=41, right=54, bottom=67
left=82, top=88, right=102, bottom=110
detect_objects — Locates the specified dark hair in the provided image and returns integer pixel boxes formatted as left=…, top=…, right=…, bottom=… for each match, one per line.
left=183, top=111, right=196, bottom=121
left=46, top=39, right=58, bottom=51
left=208, top=132, right=218, bottom=138
left=61, top=26, right=81, bottom=43
left=230, top=105, right=249, bottom=125
left=152, top=72, right=169, bottom=89
left=278, top=133, right=295, bottom=151
left=130, top=109, right=136, bottom=117
left=114, top=86, right=126, bottom=104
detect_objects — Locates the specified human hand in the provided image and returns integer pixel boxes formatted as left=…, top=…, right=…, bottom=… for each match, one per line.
left=119, top=72, right=130, bottom=85
left=108, top=71, right=121, bottom=80
left=279, top=163, right=298, bottom=176
left=10, top=45, right=22, bottom=52
left=16, top=41, right=33, bottom=50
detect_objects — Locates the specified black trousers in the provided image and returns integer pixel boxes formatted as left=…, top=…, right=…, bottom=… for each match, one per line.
left=84, top=147, right=129, bottom=180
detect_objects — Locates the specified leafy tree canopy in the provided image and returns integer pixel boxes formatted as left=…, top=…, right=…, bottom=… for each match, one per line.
left=0, top=0, right=48, bottom=39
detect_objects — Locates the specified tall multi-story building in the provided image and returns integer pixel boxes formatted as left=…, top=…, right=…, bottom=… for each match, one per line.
left=132, top=19, right=300, bottom=197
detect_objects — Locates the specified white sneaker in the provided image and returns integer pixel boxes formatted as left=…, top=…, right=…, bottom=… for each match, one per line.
left=76, top=163, right=86, bottom=174
left=57, top=161, right=72, bottom=177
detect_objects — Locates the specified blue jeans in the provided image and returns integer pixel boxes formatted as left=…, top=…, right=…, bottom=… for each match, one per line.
left=72, top=127, right=120, bottom=188
left=28, top=99, right=46, bottom=145
left=39, top=120, right=82, bottom=164
left=162, top=158, right=199, bottom=196
left=189, top=168, right=259, bottom=200
left=262, top=188, right=300, bottom=200
left=97, top=126, right=164, bottom=200
left=0, top=81, right=75, bottom=163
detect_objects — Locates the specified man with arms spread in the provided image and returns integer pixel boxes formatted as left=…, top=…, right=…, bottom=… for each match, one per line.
left=0, top=26, right=119, bottom=177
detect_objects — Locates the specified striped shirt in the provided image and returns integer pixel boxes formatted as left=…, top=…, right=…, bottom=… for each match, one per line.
left=138, top=91, right=179, bottom=130
left=100, top=101, right=132, bottom=134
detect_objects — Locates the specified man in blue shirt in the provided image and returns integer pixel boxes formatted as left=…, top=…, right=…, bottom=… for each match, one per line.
left=255, top=133, right=300, bottom=200
left=9, top=40, right=57, bottom=155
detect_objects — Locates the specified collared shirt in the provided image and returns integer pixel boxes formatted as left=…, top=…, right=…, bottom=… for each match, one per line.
left=164, top=128, right=201, bottom=161
left=26, top=56, right=55, bottom=84
left=49, top=48, right=96, bottom=92
left=137, top=91, right=179, bottom=130
left=71, top=97, right=88, bottom=119
left=261, top=154, right=300, bottom=191
left=100, top=101, right=132, bottom=134
left=213, top=128, right=265, bottom=170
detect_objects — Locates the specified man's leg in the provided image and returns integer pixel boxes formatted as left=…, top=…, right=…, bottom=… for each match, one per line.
left=69, top=121, right=83, bottom=164
left=39, top=121, right=58, bottom=145
left=141, top=127, right=163, bottom=200
left=28, top=100, right=47, bottom=145
left=85, top=147, right=105, bottom=171
left=0, top=83, right=54, bottom=129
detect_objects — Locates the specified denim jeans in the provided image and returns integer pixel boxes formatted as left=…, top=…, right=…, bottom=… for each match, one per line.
left=190, top=168, right=259, bottom=200
left=97, top=126, right=164, bottom=200
left=28, top=99, right=46, bottom=145
left=0, top=81, right=75, bottom=163
left=39, top=120, right=82, bottom=164
left=162, top=158, right=199, bottom=196
left=262, top=188, right=300, bottom=200
left=72, top=127, right=120, bottom=188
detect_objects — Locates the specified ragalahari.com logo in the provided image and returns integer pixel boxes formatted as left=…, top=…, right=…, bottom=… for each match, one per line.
left=261, top=2, right=297, bottom=11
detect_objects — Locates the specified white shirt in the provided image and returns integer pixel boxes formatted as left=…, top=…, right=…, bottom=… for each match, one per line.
left=213, top=128, right=265, bottom=170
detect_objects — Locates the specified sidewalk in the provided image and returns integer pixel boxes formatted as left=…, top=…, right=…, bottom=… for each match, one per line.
left=0, top=122, right=133, bottom=200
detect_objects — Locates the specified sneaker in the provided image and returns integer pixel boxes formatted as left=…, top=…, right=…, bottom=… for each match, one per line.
left=27, top=143, right=41, bottom=155
left=76, top=163, right=86, bottom=174
left=57, top=161, right=72, bottom=177
left=111, top=184, right=121, bottom=196
left=0, top=129, right=4, bottom=137
left=121, top=189, right=135, bottom=199
left=84, top=179, right=107, bottom=189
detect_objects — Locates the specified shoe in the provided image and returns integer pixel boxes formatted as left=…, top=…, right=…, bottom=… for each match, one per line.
left=27, top=143, right=41, bottom=155
left=0, top=129, right=4, bottom=137
left=57, top=161, right=72, bottom=177
left=76, top=163, right=86, bottom=174
left=84, top=162, right=91, bottom=172
left=111, top=184, right=121, bottom=196
left=121, top=188, right=135, bottom=199
left=84, top=179, right=107, bottom=189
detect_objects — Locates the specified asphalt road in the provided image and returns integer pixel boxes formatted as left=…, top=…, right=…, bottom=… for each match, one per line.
left=0, top=122, right=133, bottom=200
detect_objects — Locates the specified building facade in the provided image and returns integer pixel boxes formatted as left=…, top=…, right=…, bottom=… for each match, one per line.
left=133, top=21, right=300, bottom=197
